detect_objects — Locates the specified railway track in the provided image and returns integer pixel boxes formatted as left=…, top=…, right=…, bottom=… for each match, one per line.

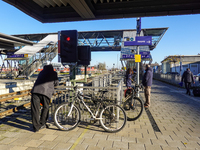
left=0, top=77, right=93, bottom=118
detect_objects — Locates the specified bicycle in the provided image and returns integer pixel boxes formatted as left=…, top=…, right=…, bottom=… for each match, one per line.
left=123, top=84, right=144, bottom=121
left=54, top=86, right=127, bottom=133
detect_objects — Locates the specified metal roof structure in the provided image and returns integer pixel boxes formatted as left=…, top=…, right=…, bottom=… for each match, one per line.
left=12, top=28, right=168, bottom=52
left=3, top=0, right=200, bottom=23
left=0, top=32, right=35, bottom=54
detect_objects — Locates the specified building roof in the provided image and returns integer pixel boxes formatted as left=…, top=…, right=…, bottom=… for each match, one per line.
left=161, top=55, right=200, bottom=63
left=3, top=0, right=200, bottom=23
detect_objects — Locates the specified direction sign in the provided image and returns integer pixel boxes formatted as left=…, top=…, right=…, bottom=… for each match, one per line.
left=122, top=51, right=150, bottom=59
left=7, top=54, right=28, bottom=58
left=124, top=36, right=152, bottom=46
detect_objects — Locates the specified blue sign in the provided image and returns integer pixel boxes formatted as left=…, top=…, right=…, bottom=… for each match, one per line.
left=124, top=36, right=152, bottom=46
left=122, top=51, right=150, bottom=59
left=7, top=54, right=28, bottom=58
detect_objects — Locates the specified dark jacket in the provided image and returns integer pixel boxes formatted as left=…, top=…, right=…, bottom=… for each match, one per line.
left=142, top=67, right=153, bottom=86
left=181, top=70, right=194, bottom=83
left=31, top=65, right=59, bottom=99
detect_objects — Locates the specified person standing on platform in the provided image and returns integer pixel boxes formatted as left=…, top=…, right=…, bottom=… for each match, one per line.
left=18, top=64, right=23, bottom=76
left=31, top=64, right=59, bottom=132
left=126, top=68, right=133, bottom=88
left=142, top=64, right=153, bottom=108
left=181, top=68, right=195, bottom=95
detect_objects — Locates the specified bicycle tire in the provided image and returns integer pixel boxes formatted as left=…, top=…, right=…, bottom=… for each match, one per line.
left=123, top=97, right=143, bottom=121
left=100, top=104, right=127, bottom=133
left=54, top=102, right=81, bottom=131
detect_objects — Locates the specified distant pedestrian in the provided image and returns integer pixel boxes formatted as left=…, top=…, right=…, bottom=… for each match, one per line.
left=31, top=64, right=59, bottom=132
left=181, top=68, right=195, bottom=95
left=18, top=64, right=23, bottom=76
left=126, top=68, right=133, bottom=88
left=142, top=64, right=153, bottom=108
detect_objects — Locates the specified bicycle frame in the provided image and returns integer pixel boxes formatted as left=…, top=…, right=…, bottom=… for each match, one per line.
left=68, top=90, right=104, bottom=120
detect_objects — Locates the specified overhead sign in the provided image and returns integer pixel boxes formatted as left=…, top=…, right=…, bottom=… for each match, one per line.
left=124, top=36, right=152, bottom=46
left=122, top=51, right=150, bottom=59
left=7, top=54, right=28, bottom=58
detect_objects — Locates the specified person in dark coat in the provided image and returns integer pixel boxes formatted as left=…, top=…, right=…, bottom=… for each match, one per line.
left=31, top=64, right=59, bottom=132
left=126, top=68, right=133, bottom=88
left=18, top=64, right=23, bottom=76
left=142, top=64, right=153, bottom=108
left=181, top=68, right=195, bottom=95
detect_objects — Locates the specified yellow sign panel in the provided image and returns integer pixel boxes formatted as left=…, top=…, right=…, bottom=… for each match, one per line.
left=135, top=54, right=141, bottom=62
left=24, top=54, right=28, bottom=57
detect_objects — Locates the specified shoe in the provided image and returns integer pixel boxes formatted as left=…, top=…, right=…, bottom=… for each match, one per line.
left=144, top=104, right=149, bottom=108
left=40, top=124, right=46, bottom=130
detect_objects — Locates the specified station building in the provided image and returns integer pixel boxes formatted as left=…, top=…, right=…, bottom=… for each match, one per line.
left=161, top=55, right=200, bottom=75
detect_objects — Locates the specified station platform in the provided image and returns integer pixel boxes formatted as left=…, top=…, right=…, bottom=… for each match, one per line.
left=0, top=79, right=35, bottom=95
left=0, top=80, right=200, bottom=150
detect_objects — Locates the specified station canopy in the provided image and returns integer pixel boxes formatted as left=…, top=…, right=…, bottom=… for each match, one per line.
left=0, top=32, right=34, bottom=54
left=3, top=0, right=200, bottom=23
left=12, top=28, right=167, bottom=52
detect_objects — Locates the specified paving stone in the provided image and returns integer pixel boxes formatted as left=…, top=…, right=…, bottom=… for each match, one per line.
left=0, top=137, right=17, bottom=144
left=53, top=135, right=71, bottom=143
left=71, top=143, right=88, bottom=150
left=0, top=144, right=14, bottom=150
left=87, top=145, right=103, bottom=150
left=10, top=146, right=28, bottom=150
left=52, top=142, right=73, bottom=150
left=10, top=138, right=32, bottom=146
left=96, top=139, right=113, bottom=147
left=82, top=138, right=98, bottom=146
left=29, top=133, right=44, bottom=140
left=145, top=144, right=162, bottom=150
left=122, top=136, right=136, bottom=143
left=136, top=138, right=152, bottom=145
left=107, top=135, right=121, bottom=141
left=150, top=139, right=168, bottom=146
left=104, top=147, right=120, bottom=150
left=113, top=141, right=128, bottom=149
left=24, top=139, right=44, bottom=148
left=39, top=128, right=57, bottom=135
left=93, top=133, right=108, bottom=140
left=38, top=141, right=58, bottom=149
left=129, top=143, right=145, bottom=150
left=67, top=137, right=84, bottom=144
left=2, top=131, right=20, bottom=138
left=161, top=146, right=179, bottom=150
left=39, top=134, right=58, bottom=141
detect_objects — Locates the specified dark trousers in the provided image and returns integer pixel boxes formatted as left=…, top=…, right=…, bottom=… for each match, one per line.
left=184, top=82, right=191, bottom=95
left=31, top=93, right=50, bottom=131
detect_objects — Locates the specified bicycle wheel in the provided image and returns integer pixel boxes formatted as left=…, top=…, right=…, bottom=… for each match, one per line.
left=54, top=102, right=81, bottom=131
left=100, top=104, right=127, bottom=133
left=123, top=97, right=143, bottom=121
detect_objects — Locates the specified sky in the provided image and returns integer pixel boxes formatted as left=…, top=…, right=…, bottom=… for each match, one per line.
left=0, top=1, right=200, bottom=69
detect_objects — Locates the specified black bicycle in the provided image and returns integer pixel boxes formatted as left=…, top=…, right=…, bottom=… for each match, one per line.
left=54, top=86, right=127, bottom=133
left=123, top=84, right=144, bottom=121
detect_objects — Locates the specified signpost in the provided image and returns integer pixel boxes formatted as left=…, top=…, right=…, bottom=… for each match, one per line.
left=123, top=18, right=153, bottom=97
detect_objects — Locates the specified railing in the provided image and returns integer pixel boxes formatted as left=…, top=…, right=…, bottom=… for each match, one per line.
left=19, top=43, right=58, bottom=78
left=153, top=73, right=200, bottom=87
left=48, top=74, right=124, bottom=122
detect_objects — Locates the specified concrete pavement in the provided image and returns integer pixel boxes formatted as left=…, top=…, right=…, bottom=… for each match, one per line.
left=0, top=80, right=200, bottom=150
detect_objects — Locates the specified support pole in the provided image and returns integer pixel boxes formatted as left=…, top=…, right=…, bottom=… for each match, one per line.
left=136, top=17, right=141, bottom=97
